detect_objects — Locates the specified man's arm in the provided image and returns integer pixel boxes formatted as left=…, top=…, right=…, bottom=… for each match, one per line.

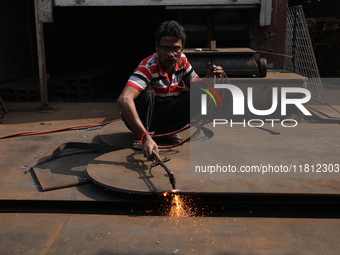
left=117, top=85, right=158, bottom=160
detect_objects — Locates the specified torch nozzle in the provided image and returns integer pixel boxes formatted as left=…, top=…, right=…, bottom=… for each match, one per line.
left=152, top=150, right=177, bottom=190
left=169, top=173, right=176, bottom=190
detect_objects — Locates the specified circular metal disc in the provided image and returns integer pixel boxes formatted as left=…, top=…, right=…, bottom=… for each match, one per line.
left=96, top=121, right=196, bottom=194
left=100, top=120, right=192, bottom=149
left=86, top=147, right=190, bottom=195
left=100, top=120, right=135, bottom=148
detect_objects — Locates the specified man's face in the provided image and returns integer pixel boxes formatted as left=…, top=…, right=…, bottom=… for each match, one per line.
left=156, top=36, right=183, bottom=71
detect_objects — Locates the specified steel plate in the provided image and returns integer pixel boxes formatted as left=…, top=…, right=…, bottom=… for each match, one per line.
left=86, top=147, right=190, bottom=194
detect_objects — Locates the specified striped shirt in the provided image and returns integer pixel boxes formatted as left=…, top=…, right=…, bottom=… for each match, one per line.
left=126, top=53, right=198, bottom=98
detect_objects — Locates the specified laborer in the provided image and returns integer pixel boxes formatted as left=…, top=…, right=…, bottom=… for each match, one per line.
left=117, top=20, right=223, bottom=160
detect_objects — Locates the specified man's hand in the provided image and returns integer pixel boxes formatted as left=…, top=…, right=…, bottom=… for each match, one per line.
left=142, top=134, right=158, bottom=161
left=206, top=64, right=224, bottom=78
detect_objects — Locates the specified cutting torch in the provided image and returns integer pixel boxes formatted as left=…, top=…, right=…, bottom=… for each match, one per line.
left=152, top=150, right=176, bottom=190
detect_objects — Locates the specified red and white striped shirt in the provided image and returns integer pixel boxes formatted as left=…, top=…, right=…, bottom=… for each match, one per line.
left=126, top=53, right=198, bottom=98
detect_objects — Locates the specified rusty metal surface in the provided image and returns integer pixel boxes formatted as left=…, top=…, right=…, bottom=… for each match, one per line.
left=87, top=148, right=187, bottom=194
left=0, top=213, right=69, bottom=255
left=2, top=213, right=340, bottom=255
left=100, top=120, right=135, bottom=148
left=0, top=100, right=339, bottom=201
left=27, top=141, right=99, bottom=191
left=100, top=120, right=192, bottom=148
left=33, top=169, right=90, bottom=191
left=90, top=122, right=340, bottom=195
left=47, top=215, right=340, bottom=254
left=0, top=102, right=121, bottom=201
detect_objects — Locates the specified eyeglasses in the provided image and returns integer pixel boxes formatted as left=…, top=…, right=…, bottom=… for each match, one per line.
left=158, top=45, right=183, bottom=54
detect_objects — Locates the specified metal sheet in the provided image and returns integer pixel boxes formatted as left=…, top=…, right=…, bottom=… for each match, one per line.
left=30, top=140, right=98, bottom=191
left=33, top=169, right=91, bottom=191
left=3, top=214, right=340, bottom=255
left=87, top=147, right=191, bottom=194
left=54, top=0, right=260, bottom=7
left=89, top=123, right=340, bottom=195
left=100, top=120, right=192, bottom=149
left=100, top=120, right=135, bottom=148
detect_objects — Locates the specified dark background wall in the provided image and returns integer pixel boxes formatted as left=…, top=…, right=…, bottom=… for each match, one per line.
left=289, top=0, right=340, bottom=77
left=289, top=0, right=340, bottom=18
left=1, top=0, right=338, bottom=98
left=0, top=0, right=36, bottom=83
left=0, top=2, right=269, bottom=86
left=45, top=6, right=173, bottom=72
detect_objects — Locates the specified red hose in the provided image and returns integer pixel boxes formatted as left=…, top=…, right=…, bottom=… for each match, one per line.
left=0, top=117, right=189, bottom=147
left=0, top=119, right=121, bottom=139
left=0, top=72, right=228, bottom=146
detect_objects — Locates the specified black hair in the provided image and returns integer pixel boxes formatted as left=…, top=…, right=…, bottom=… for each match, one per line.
left=155, top=20, right=186, bottom=46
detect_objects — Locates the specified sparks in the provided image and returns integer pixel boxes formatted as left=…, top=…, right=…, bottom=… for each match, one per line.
left=167, top=194, right=196, bottom=217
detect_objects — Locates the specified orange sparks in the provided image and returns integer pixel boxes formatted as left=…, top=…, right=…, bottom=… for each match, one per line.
left=167, top=194, right=196, bottom=217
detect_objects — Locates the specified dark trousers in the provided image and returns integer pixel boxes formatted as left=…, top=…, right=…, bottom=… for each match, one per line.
left=124, top=86, right=197, bottom=135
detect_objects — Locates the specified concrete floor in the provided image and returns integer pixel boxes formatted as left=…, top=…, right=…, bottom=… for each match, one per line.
left=0, top=81, right=339, bottom=254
